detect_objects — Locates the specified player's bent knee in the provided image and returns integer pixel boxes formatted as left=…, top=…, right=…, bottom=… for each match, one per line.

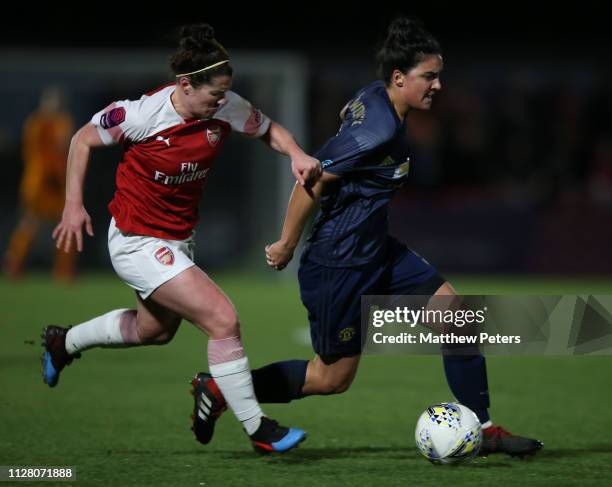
left=331, top=380, right=352, bottom=394
left=136, top=315, right=181, bottom=346
left=149, top=330, right=177, bottom=345
left=315, top=375, right=353, bottom=395
left=140, top=328, right=178, bottom=345
left=208, top=308, right=240, bottom=338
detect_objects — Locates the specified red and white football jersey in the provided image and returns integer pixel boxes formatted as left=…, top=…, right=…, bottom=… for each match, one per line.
left=91, top=84, right=270, bottom=239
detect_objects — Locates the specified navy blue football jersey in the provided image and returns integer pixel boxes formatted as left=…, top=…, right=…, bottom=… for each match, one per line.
left=304, top=80, right=411, bottom=267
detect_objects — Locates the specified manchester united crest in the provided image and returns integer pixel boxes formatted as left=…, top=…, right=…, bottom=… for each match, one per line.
left=154, top=246, right=175, bottom=266
left=338, top=327, right=356, bottom=342
left=206, top=125, right=222, bottom=147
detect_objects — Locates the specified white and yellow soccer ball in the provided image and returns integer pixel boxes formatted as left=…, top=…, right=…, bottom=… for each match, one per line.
left=415, top=402, right=482, bottom=464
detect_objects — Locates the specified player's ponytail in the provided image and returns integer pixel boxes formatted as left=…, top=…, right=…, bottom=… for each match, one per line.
left=377, top=17, right=441, bottom=85
left=171, top=23, right=232, bottom=87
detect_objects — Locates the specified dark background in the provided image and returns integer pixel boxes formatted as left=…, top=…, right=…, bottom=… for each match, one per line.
left=1, top=5, right=611, bottom=275
left=4, top=5, right=611, bottom=51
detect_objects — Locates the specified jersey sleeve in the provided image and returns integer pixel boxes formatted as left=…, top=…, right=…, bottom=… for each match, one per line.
left=90, top=99, right=144, bottom=146
left=314, top=123, right=393, bottom=176
left=214, top=91, right=271, bottom=137
left=315, top=113, right=395, bottom=176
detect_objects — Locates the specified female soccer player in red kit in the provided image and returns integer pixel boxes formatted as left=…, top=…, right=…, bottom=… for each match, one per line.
left=42, top=23, right=319, bottom=454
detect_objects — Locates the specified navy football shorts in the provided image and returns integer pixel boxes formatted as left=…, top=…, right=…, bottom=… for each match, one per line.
left=298, top=236, right=445, bottom=357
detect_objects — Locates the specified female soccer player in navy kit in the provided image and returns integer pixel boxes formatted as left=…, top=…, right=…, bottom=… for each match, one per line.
left=42, top=23, right=319, bottom=453
left=192, top=17, right=543, bottom=457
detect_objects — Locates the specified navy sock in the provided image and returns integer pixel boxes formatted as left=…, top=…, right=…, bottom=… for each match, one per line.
left=442, top=354, right=490, bottom=424
left=251, top=360, right=308, bottom=403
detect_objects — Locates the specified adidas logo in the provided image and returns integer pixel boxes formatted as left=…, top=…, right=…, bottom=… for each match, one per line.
left=197, top=392, right=212, bottom=420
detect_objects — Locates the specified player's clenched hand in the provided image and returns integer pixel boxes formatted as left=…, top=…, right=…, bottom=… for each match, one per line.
left=291, top=153, right=321, bottom=187
left=52, top=202, right=94, bottom=253
left=265, top=240, right=295, bottom=271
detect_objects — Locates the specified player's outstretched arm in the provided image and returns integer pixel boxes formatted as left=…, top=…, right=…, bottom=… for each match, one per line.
left=265, top=171, right=339, bottom=270
left=260, top=121, right=321, bottom=186
left=52, top=123, right=107, bottom=253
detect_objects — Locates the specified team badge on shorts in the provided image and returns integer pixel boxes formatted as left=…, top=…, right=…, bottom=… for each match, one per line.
left=206, top=126, right=222, bottom=147
left=338, top=327, right=356, bottom=342
left=154, top=246, right=175, bottom=266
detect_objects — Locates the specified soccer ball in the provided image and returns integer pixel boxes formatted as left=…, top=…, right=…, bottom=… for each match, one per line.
left=415, top=402, right=482, bottom=464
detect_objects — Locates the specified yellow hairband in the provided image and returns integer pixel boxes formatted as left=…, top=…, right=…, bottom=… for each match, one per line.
left=175, top=60, right=229, bottom=78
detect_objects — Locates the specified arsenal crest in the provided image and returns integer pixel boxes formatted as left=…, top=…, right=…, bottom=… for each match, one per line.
left=206, top=125, right=222, bottom=147
left=154, top=246, right=175, bottom=266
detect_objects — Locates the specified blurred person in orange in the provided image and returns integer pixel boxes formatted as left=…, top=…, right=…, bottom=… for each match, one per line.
left=4, top=86, right=76, bottom=280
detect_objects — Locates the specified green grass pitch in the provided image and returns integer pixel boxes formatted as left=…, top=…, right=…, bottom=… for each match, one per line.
left=1, top=273, right=612, bottom=486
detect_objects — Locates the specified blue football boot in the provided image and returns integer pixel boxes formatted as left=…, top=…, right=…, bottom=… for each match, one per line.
left=41, top=325, right=80, bottom=387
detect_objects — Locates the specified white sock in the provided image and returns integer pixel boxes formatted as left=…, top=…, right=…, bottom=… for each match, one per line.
left=65, top=309, right=134, bottom=354
left=209, top=356, right=263, bottom=435
left=481, top=420, right=493, bottom=429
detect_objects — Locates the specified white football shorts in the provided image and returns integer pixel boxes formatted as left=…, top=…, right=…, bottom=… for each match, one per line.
left=108, top=218, right=196, bottom=299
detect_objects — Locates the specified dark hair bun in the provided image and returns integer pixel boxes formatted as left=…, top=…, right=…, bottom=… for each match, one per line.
left=376, top=16, right=441, bottom=83
left=384, top=17, right=430, bottom=50
left=178, top=23, right=216, bottom=51
left=170, top=22, right=232, bottom=86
